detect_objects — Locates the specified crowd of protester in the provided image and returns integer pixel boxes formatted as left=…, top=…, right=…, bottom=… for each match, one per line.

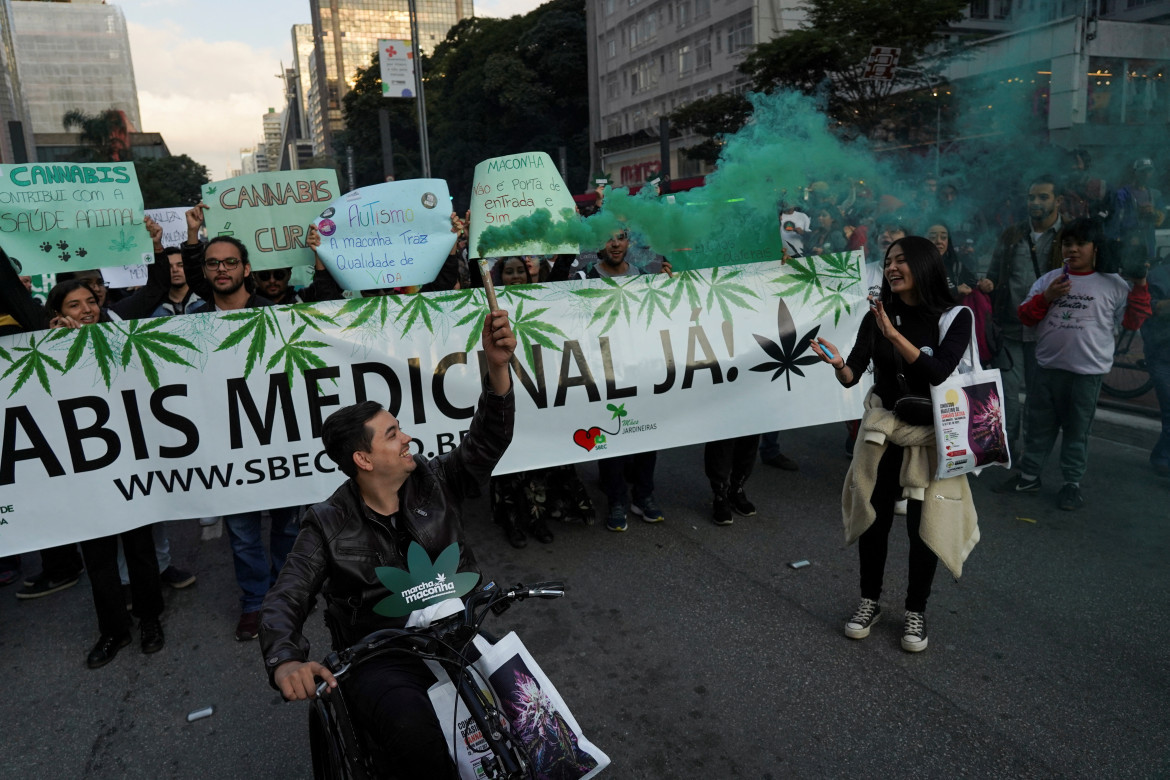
left=0, top=145, right=1165, bottom=667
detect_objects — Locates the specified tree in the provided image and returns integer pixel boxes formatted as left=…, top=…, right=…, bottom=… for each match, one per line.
left=339, top=52, right=423, bottom=190
left=341, top=0, right=590, bottom=208
left=134, top=154, right=210, bottom=209
left=62, top=108, right=132, bottom=162
left=672, top=0, right=968, bottom=152
left=668, top=92, right=752, bottom=164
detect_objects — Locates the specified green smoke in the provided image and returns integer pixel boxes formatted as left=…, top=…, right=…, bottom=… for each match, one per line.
left=477, top=90, right=890, bottom=269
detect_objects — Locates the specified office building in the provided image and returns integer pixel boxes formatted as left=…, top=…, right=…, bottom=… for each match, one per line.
left=938, top=1, right=1170, bottom=152
left=0, top=0, right=35, bottom=163
left=11, top=0, right=141, bottom=134
left=305, top=0, right=474, bottom=156
left=587, top=0, right=806, bottom=188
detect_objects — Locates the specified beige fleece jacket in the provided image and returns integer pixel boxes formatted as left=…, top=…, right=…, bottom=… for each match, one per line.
left=842, top=389, right=980, bottom=578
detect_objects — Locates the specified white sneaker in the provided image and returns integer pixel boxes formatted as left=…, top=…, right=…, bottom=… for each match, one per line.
left=901, top=610, right=928, bottom=652
left=844, top=598, right=882, bottom=639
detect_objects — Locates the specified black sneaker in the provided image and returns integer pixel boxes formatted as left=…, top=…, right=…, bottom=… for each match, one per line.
left=140, top=618, right=165, bottom=654
left=1058, top=483, right=1084, bottom=511
left=844, top=598, right=882, bottom=639
left=993, top=473, right=1041, bottom=494
left=16, top=570, right=82, bottom=599
left=160, top=566, right=196, bottom=589
left=728, top=486, right=756, bottom=517
left=901, top=610, right=928, bottom=652
left=712, top=495, right=734, bottom=526
left=87, top=633, right=131, bottom=669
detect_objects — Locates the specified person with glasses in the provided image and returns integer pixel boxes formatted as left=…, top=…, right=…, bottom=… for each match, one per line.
left=180, top=205, right=302, bottom=641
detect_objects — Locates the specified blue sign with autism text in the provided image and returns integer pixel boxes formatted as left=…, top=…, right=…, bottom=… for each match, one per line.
left=313, top=179, right=455, bottom=291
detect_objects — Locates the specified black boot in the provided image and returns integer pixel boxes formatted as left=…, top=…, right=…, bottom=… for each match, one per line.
left=493, top=495, right=527, bottom=549
left=530, top=516, right=554, bottom=544
left=728, top=475, right=757, bottom=517
left=711, top=482, right=733, bottom=526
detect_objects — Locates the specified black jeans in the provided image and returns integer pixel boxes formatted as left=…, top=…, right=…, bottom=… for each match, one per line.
left=40, top=544, right=84, bottom=579
left=858, top=444, right=939, bottom=613
left=344, top=654, right=456, bottom=779
left=597, top=451, right=656, bottom=508
left=80, top=525, right=163, bottom=637
left=703, top=434, right=761, bottom=488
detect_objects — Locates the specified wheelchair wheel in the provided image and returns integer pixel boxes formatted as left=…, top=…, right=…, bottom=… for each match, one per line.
left=309, top=698, right=349, bottom=780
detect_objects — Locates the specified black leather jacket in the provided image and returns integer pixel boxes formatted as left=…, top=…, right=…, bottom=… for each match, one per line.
left=259, top=383, right=514, bottom=687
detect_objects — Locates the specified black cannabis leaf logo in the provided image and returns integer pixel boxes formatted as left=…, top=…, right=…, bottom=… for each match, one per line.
left=750, top=298, right=822, bottom=391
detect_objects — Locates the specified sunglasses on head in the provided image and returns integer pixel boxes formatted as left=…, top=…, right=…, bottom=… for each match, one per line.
left=254, top=269, right=289, bottom=282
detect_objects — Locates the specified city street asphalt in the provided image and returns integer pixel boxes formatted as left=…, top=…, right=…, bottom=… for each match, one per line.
left=2, top=414, right=1167, bottom=778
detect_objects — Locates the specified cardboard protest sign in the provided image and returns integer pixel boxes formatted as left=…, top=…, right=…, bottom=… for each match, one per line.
left=102, top=262, right=150, bottom=289
left=201, top=169, right=339, bottom=271
left=378, top=39, right=416, bottom=97
left=313, top=179, right=456, bottom=291
left=469, top=152, right=578, bottom=259
left=144, top=206, right=189, bottom=248
left=0, top=162, right=152, bottom=275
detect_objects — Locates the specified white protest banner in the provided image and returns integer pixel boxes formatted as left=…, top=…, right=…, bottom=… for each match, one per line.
left=0, top=253, right=869, bottom=556
left=201, top=169, right=340, bottom=271
left=469, top=152, right=578, bottom=259
left=101, top=262, right=150, bottom=289
left=145, top=206, right=189, bottom=248
left=313, top=179, right=456, bottom=291
left=102, top=208, right=188, bottom=288
left=0, top=162, right=152, bottom=275
left=378, top=39, right=416, bottom=98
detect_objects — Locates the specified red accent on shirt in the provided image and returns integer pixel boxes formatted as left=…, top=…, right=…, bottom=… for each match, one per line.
left=1018, top=293, right=1050, bottom=327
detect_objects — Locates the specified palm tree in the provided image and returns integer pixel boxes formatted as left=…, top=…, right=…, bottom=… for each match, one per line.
left=62, top=108, right=132, bottom=162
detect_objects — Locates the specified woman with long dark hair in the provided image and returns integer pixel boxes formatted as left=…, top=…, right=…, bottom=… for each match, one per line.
left=43, top=278, right=166, bottom=666
left=810, top=236, right=980, bottom=653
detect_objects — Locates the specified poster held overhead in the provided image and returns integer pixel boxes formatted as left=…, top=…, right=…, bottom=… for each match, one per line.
left=200, top=169, right=339, bottom=271
left=312, top=179, right=456, bottom=291
left=468, top=152, right=578, bottom=260
left=0, top=162, right=151, bottom=275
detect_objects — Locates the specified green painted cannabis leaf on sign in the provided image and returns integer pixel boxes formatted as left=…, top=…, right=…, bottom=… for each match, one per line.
left=373, top=541, right=480, bottom=618
left=771, top=251, right=862, bottom=326
left=107, top=229, right=140, bottom=253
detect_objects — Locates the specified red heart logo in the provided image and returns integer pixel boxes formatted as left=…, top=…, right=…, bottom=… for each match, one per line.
left=573, top=427, right=602, bottom=451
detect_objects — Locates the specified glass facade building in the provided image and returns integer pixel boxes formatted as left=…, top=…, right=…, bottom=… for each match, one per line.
left=10, top=0, right=141, bottom=134
left=306, top=0, right=473, bottom=155
left=0, top=0, right=35, bottom=163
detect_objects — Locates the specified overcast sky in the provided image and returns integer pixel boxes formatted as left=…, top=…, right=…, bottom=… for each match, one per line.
left=114, top=0, right=544, bottom=179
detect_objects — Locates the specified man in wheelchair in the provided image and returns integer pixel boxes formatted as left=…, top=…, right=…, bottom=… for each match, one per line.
left=260, top=310, right=516, bottom=779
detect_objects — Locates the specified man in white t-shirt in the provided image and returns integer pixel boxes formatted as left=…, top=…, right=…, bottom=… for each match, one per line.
left=779, top=203, right=811, bottom=258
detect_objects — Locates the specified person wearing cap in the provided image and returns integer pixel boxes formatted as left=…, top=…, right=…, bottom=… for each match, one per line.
left=977, top=174, right=1065, bottom=450
left=779, top=201, right=811, bottom=258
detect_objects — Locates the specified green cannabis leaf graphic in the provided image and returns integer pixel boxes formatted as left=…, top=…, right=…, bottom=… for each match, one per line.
left=107, top=229, right=140, bottom=253
left=265, top=323, right=329, bottom=380
left=2, top=333, right=64, bottom=396
left=214, top=309, right=273, bottom=379
left=571, top=276, right=644, bottom=335
left=750, top=298, right=822, bottom=391
left=284, top=304, right=338, bottom=334
left=63, top=322, right=118, bottom=389
left=666, top=270, right=705, bottom=313
left=341, top=295, right=399, bottom=331
left=511, top=300, right=567, bottom=371
left=637, top=276, right=673, bottom=326
left=395, top=291, right=443, bottom=335
left=121, top=319, right=198, bottom=389
left=372, top=542, right=480, bottom=618
left=704, top=267, right=760, bottom=320
left=771, top=251, right=861, bottom=326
